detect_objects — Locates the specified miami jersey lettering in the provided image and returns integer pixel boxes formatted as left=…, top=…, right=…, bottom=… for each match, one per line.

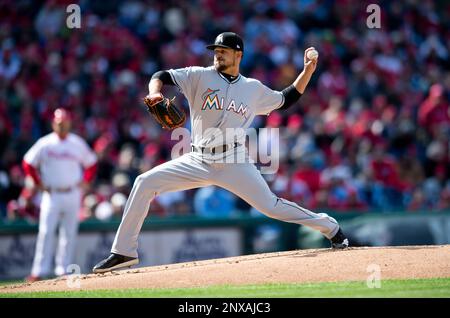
left=201, top=88, right=248, bottom=118
left=168, top=66, right=284, bottom=147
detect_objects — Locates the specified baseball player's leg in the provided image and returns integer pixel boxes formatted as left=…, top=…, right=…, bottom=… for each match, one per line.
left=31, top=192, right=60, bottom=277
left=54, top=190, right=81, bottom=276
left=214, top=163, right=340, bottom=239
left=111, top=153, right=211, bottom=258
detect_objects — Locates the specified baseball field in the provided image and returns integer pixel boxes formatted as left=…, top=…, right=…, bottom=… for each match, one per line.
left=1, top=245, right=449, bottom=298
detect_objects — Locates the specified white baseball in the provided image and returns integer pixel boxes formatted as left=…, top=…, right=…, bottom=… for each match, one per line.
left=307, top=49, right=318, bottom=60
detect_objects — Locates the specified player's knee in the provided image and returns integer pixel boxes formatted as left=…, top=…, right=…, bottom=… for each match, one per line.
left=134, top=171, right=159, bottom=191
left=134, top=173, right=152, bottom=188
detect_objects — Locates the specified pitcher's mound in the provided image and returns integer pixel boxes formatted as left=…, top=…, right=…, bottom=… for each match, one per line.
left=3, top=245, right=450, bottom=293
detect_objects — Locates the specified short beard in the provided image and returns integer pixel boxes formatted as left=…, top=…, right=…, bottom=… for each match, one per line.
left=216, top=63, right=227, bottom=72
left=214, top=56, right=235, bottom=73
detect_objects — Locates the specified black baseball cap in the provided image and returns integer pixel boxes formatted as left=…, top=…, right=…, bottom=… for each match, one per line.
left=206, top=32, right=244, bottom=52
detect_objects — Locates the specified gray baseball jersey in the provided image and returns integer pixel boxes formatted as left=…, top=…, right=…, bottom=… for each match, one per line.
left=168, top=66, right=284, bottom=148
left=111, top=66, right=341, bottom=259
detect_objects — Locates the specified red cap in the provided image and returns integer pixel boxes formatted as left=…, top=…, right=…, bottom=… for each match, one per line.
left=53, top=108, right=71, bottom=123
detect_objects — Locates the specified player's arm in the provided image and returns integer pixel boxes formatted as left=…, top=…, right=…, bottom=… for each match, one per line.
left=22, top=160, right=41, bottom=185
left=146, top=70, right=177, bottom=107
left=278, top=47, right=318, bottom=110
left=77, top=139, right=98, bottom=191
left=148, top=70, right=175, bottom=96
left=22, top=140, right=48, bottom=192
left=293, top=47, right=318, bottom=94
left=22, top=160, right=47, bottom=192
left=78, top=162, right=97, bottom=191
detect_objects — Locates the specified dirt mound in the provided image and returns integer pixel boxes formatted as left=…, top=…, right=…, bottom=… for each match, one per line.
left=2, top=245, right=450, bottom=293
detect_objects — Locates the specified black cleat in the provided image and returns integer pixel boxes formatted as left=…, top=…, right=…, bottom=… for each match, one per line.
left=92, top=253, right=139, bottom=273
left=330, top=228, right=349, bottom=249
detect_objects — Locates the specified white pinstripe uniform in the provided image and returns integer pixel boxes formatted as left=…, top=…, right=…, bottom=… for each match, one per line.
left=111, top=66, right=340, bottom=258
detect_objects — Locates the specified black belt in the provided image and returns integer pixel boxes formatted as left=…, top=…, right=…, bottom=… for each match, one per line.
left=47, top=186, right=75, bottom=193
left=191, top=143, right=240, bottom=155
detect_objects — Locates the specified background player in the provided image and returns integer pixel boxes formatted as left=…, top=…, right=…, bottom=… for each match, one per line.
left=93, top=32, right=349, bottom=273
left=23, top=108, right=97, bottom=282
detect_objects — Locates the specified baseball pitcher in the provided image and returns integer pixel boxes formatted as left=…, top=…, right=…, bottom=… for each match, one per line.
left=93, top=32, right=349, bottom=273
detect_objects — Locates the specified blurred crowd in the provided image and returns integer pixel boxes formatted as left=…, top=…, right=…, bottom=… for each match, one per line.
left=1, top=0, right=450, bottom=223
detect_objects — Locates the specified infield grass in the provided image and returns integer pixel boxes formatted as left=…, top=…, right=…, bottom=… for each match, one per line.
left=1, top=277, right=449, bottom=298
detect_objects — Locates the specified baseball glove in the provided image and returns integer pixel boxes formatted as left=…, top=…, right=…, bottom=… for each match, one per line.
left=143, top=93, right=186, bottom=130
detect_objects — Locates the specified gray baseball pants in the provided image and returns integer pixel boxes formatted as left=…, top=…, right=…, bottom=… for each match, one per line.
left=111, top=151, right=339, bottom=258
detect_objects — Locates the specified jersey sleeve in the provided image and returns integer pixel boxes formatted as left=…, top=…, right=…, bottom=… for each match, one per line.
left=23, top=139, right=44, bottom=167
left=167, top=66, right=205, bottom=102
left=254, top=81, right=285, bottom=116
left=78, top=139, right=97, bottom=168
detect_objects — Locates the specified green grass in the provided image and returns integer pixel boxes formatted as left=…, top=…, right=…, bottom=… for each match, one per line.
left=1, top=278, right=449, bottom=298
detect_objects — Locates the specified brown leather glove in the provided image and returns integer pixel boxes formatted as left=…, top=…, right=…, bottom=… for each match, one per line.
left=143, top=93, right=186, bottom=130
